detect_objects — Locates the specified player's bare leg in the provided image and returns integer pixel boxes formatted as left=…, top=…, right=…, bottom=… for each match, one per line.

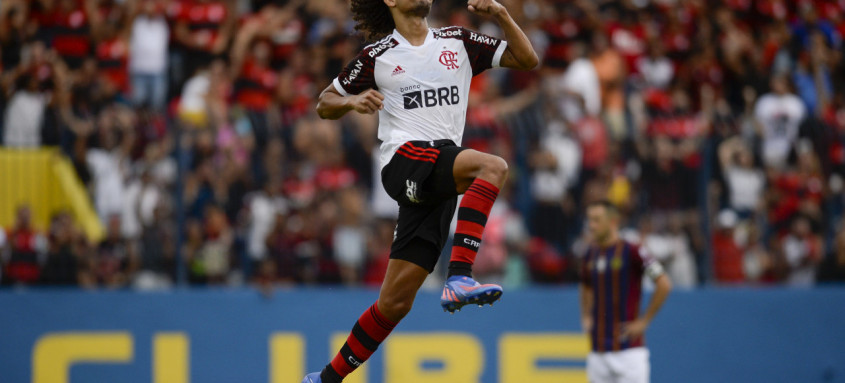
left=441, top=150, right=508, bottom=313
left=377, top=258, right=430, bottom=321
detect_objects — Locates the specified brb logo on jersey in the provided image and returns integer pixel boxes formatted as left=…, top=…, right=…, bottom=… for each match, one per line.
left=402, top=85, right=460, bottom=110
left=439, top=50, right=459, bottom=70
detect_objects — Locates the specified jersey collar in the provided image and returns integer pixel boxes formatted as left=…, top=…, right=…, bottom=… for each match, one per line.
left=391, top=28, right=434, bottom=47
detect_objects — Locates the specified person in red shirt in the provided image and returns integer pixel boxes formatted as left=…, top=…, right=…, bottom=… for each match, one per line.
left=712, top=209, right=746, bottom=283
left=88, top=2, right=131, bottom=98
left=2, top=205, right=47, bottom=286
left=231, top=39, right=277, bottom=112
left=605, top=6, right=647, bottom=75
left=48, top=0, right=93, bottom=70
left=174, top=0, right=234, bottom=83
left=234, top=2, right=304, bottom=70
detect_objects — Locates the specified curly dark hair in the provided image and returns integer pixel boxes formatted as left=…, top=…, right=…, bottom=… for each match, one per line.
left=350, top=0, right=395, bottom=41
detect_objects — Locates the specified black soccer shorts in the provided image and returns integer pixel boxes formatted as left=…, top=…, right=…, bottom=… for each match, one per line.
left=380, top=139, right=467, bottom=272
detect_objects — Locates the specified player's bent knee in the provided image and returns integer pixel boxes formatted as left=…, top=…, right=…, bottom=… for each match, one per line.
left=481, top=155, right=508, bottom=183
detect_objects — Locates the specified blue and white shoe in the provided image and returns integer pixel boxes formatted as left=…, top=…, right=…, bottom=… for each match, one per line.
left=440, top=275, right=503, bottom=313
left=302, top=372, right=321, bottom=383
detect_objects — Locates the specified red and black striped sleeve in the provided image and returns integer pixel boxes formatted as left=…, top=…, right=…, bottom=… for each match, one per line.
left=333, top=52, right=375, bottom=96
left=333, top=38, right=398, bottom=96
left=460, top=27, right=507, bottom=76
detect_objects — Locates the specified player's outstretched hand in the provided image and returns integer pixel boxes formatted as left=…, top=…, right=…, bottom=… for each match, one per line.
left=350, top=89, right=385, bottom=114
left=467, top=0, right=505, bottom=16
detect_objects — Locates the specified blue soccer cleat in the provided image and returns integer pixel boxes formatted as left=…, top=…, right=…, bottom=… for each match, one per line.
left=440, top=275, right=503, bottom=313
left=302, top=372, right=321, bottom=383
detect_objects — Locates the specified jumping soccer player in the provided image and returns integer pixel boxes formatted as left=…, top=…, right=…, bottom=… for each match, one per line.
left=303, top=0, right=537, bottom=381
left=580, top=201, right=672, bottom=383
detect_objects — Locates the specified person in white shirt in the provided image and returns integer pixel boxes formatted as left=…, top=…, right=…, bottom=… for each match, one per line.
left=754, top=75, right=806, bottom=169
left=3, top=74, right=45, bottom=148
left=636, top=41, right=674, bottom=90
left=640, top=215, right=698, bottom=289
left=530, top=120, right=580, bottom=246
left=245, top=178, right=287, bottom=263
left=781, top=215, right=823, bottom=287
left=304, top=0, right=538, bottom=381
left=718, top=136, right=764, bottom=216
left=558, top=55, right=601, bottom=123
left=82, top=107, right=133, bottom=226
left=129, top=0, right=169, bottom=111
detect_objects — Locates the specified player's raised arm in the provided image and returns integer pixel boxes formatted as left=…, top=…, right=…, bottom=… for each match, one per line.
left=468, top=0, right=538, bottom=70
left=316, top=84, right=384, bottom=120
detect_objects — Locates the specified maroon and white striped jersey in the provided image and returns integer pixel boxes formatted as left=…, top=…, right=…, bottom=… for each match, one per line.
left=332, top=27, right=507, bottom=170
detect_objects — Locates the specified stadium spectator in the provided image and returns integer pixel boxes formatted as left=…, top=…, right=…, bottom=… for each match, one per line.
left=129, top=0, right=170, bottom=111
left=640, top=214, right=697, bottom=288
left=754, top=75, right=807, bottom=169
left=122, top=169, right=161, bottom=240
left=2, top=72, right=46, bottom=147
left=779, top=214, right=823, bottom=287
left=77, top=104, right=134, bottom=225
left=551, top=43, right=601, bottom=124
left=40, top=210, right=85, bottom=286
left=719, top=136, right=765, bottom=217
left=2, top=205, right=46, bottom=286
left=636, top=39, right=673, bottom=90
left=136, top=202, right=176, bottom=289
left=818, top=226, right=845, bottom=283
left=741, top=223, right=775, bottom=284
left=0, top=0, right=31, bottom=70
left=712, top=209, right=746, bottom=284
left=177, top=60, right=220, bottom=128
left=362, top=219, right=394, bottom=287
left=529, top=119, right=580, bottom=250
left=765, top=140, right=824, bottom=231
left=43, top=0, right=94, bottom=70
left=94, top=214, right=138, bottom=288
left=246, top=177, right=287, bottom=264
left=2, top=41, right=69, bottom=148
left=195, top=205, right=233, bottom=284
left=332, top=187, right=367, bottom=285
left=88, top=0, right=132, bottom=101
left=173, top=0, right=233, bottom=81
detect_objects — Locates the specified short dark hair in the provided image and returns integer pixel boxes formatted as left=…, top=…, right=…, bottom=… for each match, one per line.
left=586, top=200, right=619, bottom=215
left=351, top=0, right=396, bottom=41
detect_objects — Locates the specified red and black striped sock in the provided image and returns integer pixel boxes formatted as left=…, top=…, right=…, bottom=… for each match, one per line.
left=320, top=302, right=397, bottom=383
left=448, top=178, right=499, bottom=278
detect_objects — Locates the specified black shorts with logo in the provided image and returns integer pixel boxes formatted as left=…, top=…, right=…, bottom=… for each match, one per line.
left=381, top=140, right=467, bottom=272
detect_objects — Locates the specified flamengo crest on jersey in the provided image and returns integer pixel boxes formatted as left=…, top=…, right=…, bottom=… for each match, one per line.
left=332, top=27, right=507, bottom=171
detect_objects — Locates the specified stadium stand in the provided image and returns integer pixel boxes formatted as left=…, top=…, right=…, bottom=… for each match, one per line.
left=1, top=0, right=845, bottom=289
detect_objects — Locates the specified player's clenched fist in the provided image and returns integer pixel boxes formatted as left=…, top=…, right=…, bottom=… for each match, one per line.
left=350, top=89, right=385, bottom=114
left=467, top=0, right=505, bottom=16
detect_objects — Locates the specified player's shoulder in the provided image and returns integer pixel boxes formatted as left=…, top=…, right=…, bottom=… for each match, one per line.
left=360, top=34, right=400, bottom=59
left=622, top=239, right=640, bottom=250
left=623, top=240, right=654, bottom=263
left=432, top=26, right=467, bottom=40
left=621, top=240, right=643, bottom=254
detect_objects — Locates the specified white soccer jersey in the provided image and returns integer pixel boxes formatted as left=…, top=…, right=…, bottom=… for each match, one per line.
left=332, top=26, right=507, bottom=170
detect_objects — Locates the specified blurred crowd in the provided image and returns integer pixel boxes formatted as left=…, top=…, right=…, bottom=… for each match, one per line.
left=2, top=0, right=845, bottom=289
